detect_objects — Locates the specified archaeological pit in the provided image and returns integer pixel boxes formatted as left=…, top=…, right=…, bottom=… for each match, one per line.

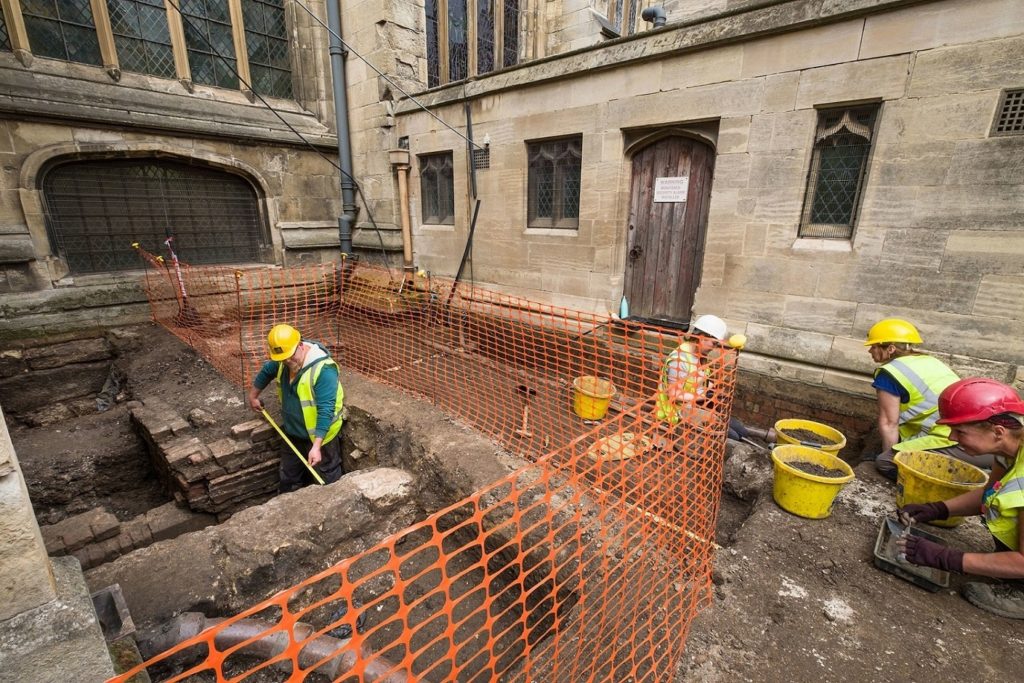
left=2, top=266, right=752, bottom=681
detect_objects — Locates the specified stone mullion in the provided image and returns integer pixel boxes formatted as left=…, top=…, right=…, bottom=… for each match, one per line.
left=467, top=0, right=476, bottom=78
left=494, top=0, right=503, bottom=71
left=438, top=0, right=449, bottom=83
left=0, top=0, right=31, bottom=65
left=164, top=0, right=194, bottom=91
left=227, top=0, right=253, bottom=98
left=89, top=0, right=121, bottom=80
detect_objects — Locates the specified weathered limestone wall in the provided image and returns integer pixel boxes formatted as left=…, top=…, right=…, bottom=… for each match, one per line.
left=390, top=0, right=1024, bottom=398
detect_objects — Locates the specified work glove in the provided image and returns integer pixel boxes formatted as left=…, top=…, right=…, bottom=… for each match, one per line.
left=898, top=501, right=949, bottom=524
left=901, top=535, right=964, bottom=573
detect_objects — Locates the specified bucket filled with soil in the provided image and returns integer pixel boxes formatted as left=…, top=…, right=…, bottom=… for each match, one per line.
left=893, top=450, right=988, bottom=527
left=771, top=445, right=855, bottom=519
left=774, top=418, right=846, bottom=453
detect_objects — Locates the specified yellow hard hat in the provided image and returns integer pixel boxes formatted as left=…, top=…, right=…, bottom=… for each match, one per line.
left=863, top=318, right=923, bottom=346
left=267, top=324, right=301, bottom=361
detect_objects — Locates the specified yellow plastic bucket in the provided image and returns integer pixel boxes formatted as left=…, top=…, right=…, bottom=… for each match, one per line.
left=893, top=450, right=988, bottom=527
left=572, top=376, right=616, bottom=420
left=771, top=445, right=855, bottom=519
left=775, top=418, right=846, bottom=453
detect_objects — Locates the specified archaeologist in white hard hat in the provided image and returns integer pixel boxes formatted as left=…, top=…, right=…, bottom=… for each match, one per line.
left=864, top=317, right=992, bottom=481
left=656, top=314, right=772, bottom=442
left=248, top=324, right=345, bottom=492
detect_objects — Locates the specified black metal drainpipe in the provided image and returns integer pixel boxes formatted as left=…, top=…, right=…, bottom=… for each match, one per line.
left=327, top=0, right=356, bottom=258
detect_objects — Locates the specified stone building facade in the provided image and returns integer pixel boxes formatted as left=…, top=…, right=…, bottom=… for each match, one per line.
left=386, top=0, right=1024, bottom=416
left=0, top=0, right=1022, bottom=444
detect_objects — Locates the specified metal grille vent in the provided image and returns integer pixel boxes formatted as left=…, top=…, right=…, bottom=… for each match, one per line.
left=993, top=89, right=1024, bottom=136
left=472, top=146, right=490, bottom=169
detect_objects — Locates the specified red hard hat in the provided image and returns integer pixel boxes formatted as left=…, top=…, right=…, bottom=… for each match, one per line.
left=936, top=378, right=1024, bottom=425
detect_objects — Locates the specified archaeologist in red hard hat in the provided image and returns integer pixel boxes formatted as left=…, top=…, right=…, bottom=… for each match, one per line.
left=656, top=314, right=773, bottom=442
left=864, top=317, right=992, bottom=481
left=897, top=378, right=1024, bottom=618
left=248, top=324, right=345, bottom=492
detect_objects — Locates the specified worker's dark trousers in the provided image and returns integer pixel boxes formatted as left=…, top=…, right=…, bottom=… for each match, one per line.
left=279, top=434, right=343, bottom=493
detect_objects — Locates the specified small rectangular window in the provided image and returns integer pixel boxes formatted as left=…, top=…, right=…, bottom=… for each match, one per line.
left=108, top=0, right=175, bottom=78
left=798, top=104, right=880, bottom=239
left=419, top=152, right=455, bottom=225
left=527, top=136, right=582, bottom=229
left=179, top=0, right=238, bottom=89
left=992, top=88, right=1024, bottom=136
left=243, top=0, right=293, bottom=99
left=22, top=0, right=102, bottom=66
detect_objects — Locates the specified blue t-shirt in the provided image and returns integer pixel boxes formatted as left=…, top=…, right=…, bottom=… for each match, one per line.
left=872, top=369, right=910, bottom=403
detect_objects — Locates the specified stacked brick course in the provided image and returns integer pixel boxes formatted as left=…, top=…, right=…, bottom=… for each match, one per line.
left=130, top=398, right=281, bottom=513
left=40, top=503, right=215, bottom=571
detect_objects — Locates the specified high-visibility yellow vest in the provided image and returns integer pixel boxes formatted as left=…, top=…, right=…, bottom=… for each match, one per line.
left=877, top=355, right=958, bottom=452
left=981, top=441, right=1024, bottom=551
left=656, top=343, right=705, bottom=425
left=276, top=357, right=345, bottom=444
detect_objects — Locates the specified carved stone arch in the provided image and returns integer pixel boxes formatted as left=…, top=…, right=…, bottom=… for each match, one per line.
left=624, top=127, right=717, bottom=160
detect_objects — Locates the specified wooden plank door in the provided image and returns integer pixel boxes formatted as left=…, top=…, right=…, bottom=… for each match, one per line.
left=624, top=136, right=715, bottom=325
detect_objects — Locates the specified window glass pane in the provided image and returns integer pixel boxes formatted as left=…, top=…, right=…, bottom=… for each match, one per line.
left=22, top=0, right=102, bottom=65
left=799, top=105, right=879, bottom=239
left=502, top=0, right=518, bottom=68
left=477, top=0, right=494, bottom=74
left=528, top=137, right=582, bottom=228
left=0, top=7, right=11, bottom=51
left=108, top=0, right=175, bottom=78
left=419, top=153, right=455, bottom=224
left=42, top=159, right=266, bottom=273
left=425, top=0, right=439, bottom=87
left=180, top=0, right=239, bottom=89
left=244, top=0, right=293, bottom=99
left=448, top=0, right=467, bottom=81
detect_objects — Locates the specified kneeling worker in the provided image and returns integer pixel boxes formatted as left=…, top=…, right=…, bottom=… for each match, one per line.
left=865, top=317, right=992, bottom=480
left=248, top=324, right=345, bottom=492
left=898, top=378, right=1024, bottom=618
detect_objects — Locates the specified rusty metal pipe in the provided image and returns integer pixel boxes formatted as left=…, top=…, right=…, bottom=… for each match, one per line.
left=137, top=612, right=406, bottom=681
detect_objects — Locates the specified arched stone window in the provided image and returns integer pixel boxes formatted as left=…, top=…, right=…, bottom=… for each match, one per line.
left=41, top=158, right=268, bottom=274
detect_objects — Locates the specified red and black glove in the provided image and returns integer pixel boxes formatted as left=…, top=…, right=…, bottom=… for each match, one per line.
left=899, top=501, right=949, bottom=524
left=903, top=535, right=964, bottom=573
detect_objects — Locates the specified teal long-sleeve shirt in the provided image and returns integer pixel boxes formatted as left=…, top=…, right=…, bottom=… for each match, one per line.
left=253, top=345, right=340, bottom=439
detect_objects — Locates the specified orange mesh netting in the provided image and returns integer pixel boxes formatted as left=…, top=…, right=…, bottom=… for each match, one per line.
left=115, top=248, right=737, bottom=682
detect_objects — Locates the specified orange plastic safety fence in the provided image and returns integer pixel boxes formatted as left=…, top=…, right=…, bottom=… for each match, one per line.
left=116, top=250, right=736, bottom=682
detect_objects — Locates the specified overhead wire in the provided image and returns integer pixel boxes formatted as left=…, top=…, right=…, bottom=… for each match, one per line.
left=163, top=0, right=395, bottom=279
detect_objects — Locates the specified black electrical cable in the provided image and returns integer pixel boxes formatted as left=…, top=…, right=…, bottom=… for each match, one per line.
left=163, top=0, right=395, bottom=279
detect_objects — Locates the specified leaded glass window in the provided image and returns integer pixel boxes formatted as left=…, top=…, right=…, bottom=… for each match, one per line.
left=447, top=0, right=467, bottom=82
left=179, top=0, right=238, bottom=89
left=425, top=0, right=440, bottom=88
left=42, top=159, right=266, bottom=274
left=427, top=0, right=519, bottom=86
left=501, top=0, right=518, bottom=67
left=799, top=105, right=880, bottom=239
left=21, top=0, right=102, bottom=65
left=243, top=0, right=292, bottom=99
left=107, top=0, right=175, bottom=78
left=527, top=137, right=582, bottom=229
left=0, top=7, right=11, bottom=51
left=477, top=0, right=494, bottom=75
left=419, top=152, right=455, bottom=225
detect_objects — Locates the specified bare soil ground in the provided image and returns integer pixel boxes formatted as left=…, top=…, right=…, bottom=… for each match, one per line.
left=680, top=455, right=1024, bottom=682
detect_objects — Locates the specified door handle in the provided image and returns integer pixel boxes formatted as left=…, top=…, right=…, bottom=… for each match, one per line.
left=629, top=245, right=642, bottom=260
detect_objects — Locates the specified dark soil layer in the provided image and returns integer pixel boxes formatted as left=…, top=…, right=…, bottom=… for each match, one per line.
left=780, top=428, right=836, bottom=446
left=788, top=461, right=846, bottom=478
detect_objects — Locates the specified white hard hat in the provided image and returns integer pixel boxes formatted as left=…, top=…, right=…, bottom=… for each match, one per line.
left=691, top=314, right=727, bottom=341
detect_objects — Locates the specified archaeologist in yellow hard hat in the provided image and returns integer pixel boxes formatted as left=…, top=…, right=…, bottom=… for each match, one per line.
left=248, top=324, right=345, bottom=492
left=864, top=317, right=992, bottom=481
left=657, top=314, right=773, bottom=442
left=897, top=378, right=1024, bottom=618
